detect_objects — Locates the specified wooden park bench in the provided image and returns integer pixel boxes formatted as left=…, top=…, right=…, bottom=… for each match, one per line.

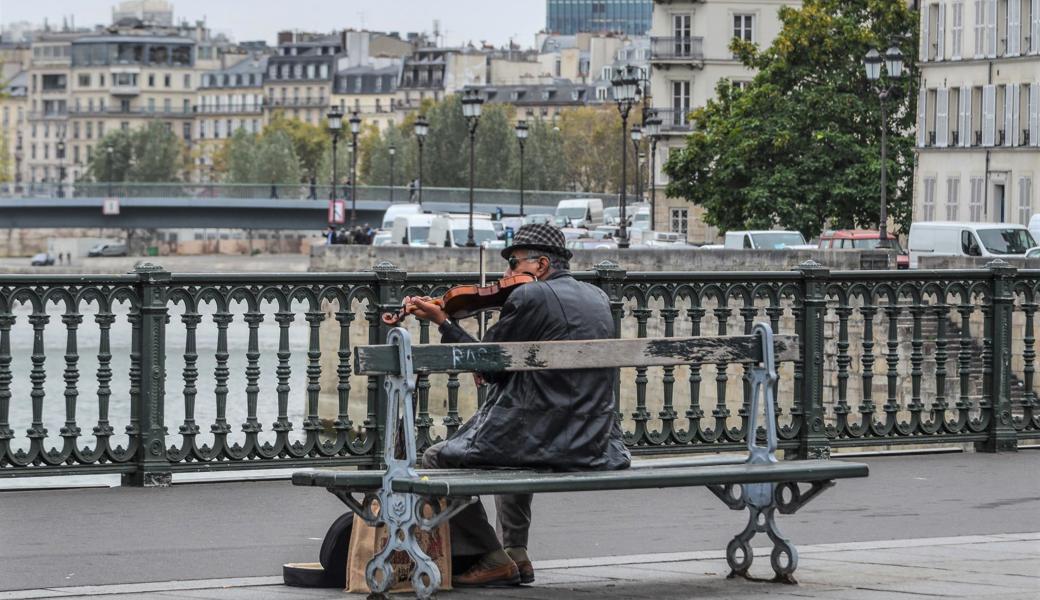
left=292, top=323, right=869, bottom=599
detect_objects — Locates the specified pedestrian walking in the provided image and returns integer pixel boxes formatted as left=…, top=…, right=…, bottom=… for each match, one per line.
left=308, top=176, right=318, bottom=200
left=408, top=179, right=417, bottom=202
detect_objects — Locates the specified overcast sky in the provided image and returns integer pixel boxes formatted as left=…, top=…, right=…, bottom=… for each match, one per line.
left=0, top=0, right=547, bottom=48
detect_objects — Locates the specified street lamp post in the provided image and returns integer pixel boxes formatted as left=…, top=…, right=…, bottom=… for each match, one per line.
left=326, top=106, right=343, bottom=205
left=461, top=89, right=484, bottom=247
left=643, top=112, right=661, bottom=231
left=349, top=111, right=361, bottom=224
left=515, top=120, right=528, bottom=218
left=56, top=140, right=66, bottom=198
left=630, top=125, right=643, bottom=208
left=611, top=65, right=639, bottom=249
left=863, top=46, right=904, bottom=249
left=414, top=115, right=428, bottom=203
left=105, top=145, right=114, bottom=197
left=388, top=145, right=396, bottom=202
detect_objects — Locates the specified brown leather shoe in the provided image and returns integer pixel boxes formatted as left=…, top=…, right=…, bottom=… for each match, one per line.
left=506, top=547, right=535, bottom=584
left=452, top=554, right=521, bottom=588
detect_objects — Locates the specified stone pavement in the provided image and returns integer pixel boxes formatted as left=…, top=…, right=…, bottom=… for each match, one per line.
left=3, top=532, right=1037, bottom=599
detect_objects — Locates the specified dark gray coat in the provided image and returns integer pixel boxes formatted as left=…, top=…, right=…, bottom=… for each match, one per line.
left=435, top=271, right=631, bottom=471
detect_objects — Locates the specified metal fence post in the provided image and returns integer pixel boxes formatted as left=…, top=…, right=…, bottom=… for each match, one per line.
left=795, top=260, right=830, bottom=459
left=979, top=259, right=1018, bottom=453
left=595, top=260, right=627, bottom=423
left=370, top=261, right=407, bottom=467
left=123, top=262, right=172, bottom=487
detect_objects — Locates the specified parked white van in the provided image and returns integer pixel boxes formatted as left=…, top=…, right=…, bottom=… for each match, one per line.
left=907, top=221, right=1038, bottom=268
left=724, top=230, right=814, bottom=250
left=555, top=198, right=604, bottom=229
left=428, top=214, right=499, bottom=247
left=390, top=213, right=435, bottom=246
left=381, top=203, right=423, bottom=229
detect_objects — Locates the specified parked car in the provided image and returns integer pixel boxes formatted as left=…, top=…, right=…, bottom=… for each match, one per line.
left=428, top=214, right=499, bottom=247
left=30, top=252, right=55, bottom=266
left=555, top=198, right=604, bottom=229
left=724, top=230, right=815, bottom=250
left=819, top=229, right=909, bottom=269
left=87, top=242, right=128, bottom=257
left=390, top=213, right=434, bottom=246
left=370, top=230, right=393, bottom=246
left=641, top=231, right=686, bottom=246
left=907, top=222, right=1038, bottom=268
left=522, top=213, right=554, bottom=226
left=603, top=207, right=620, bottom=226
left=566, top=238, right=619, bottom=250
left=380, top=203, right=423, bottom=230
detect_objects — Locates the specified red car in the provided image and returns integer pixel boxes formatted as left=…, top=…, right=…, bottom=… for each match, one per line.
left=819, top=229, right=909, bottom=269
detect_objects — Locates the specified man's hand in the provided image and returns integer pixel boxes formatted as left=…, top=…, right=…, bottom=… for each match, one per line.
left=404, top=296, right=448, bottom=325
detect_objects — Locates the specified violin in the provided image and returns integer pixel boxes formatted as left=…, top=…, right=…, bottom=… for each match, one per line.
left=381, top=274, right=535, bottom=326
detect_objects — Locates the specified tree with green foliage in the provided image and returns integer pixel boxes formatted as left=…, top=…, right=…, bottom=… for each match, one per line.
left=264, top=111, right=329, bottom=180
left=88, top=121, right=184, bottom=182
left=664, top=0, right=918, bottom=238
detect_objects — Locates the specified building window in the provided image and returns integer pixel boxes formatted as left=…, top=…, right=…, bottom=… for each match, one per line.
left=946, top=177, right=961, bottom=220
left=1020, top=176, right=1034, bottom=225
left=922, top=176, right=937, bottom=220
left=671, top=80, right=691, bottom=127
left=148, top=73, right=155, bottom=87
left=85, top=122, right=93, bottom=139
left=969, top=176, right=985, bottom=221
left=78, top=74, right=90, bottom=87
left=733, top=14, right=754, bottom=42
left=670, top=208, right=688, bottom=235
left=184, top=74, right=191, bottom=88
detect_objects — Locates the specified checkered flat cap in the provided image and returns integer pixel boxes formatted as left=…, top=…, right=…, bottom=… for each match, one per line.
left=501, top=222, right=572, bottom=260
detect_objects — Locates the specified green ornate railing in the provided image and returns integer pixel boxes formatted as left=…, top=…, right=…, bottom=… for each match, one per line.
left=0, top=260, right=1036, bottom=485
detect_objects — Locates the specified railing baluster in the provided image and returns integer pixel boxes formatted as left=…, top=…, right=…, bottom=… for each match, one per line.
left=335, top=309, right=355, bottom=450
left=272, top=311, right=294, bottom=445
left=242, top=310, right=264, bottom=445
left=303, top=310, right=325, bottom=452
left=94, top=311, right=115, bottom=443
left=858, top=301, right=879, bottom=436
left=929, top=300, right=950, bottom=434
left=210, top=310, right=233, bottom=455
left=27, top=310, right=49, bottom=452
left=60, top=309, right=83, bottom=458
left=685, top=305, right=705, bottom=441
left=0, top=314, right=14, bottom=460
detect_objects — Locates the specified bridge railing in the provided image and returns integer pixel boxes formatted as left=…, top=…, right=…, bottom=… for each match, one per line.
left=0, top=260, right=1036, bottom=484
left=2, top=182, right=609, bottom=210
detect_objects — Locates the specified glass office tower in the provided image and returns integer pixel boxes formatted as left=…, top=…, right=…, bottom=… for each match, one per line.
left=546, top=0, right=652, bottom=35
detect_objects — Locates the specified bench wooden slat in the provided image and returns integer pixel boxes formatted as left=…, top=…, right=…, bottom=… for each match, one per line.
left=291, top=459, right=868, bottom=496
left=291, top=455, right=751, bottom=491
left=354, top=334, right=800, bottom=376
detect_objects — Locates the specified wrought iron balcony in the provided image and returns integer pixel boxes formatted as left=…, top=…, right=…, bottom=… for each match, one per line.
left=266, top=96, right=328, bottom=108
left=654, top=108, right=695, bottom=133
left=650, top=36, right=705, bottom=63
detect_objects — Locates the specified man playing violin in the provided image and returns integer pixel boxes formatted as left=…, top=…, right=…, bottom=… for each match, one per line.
left=402, top=223, right=630, bottom=588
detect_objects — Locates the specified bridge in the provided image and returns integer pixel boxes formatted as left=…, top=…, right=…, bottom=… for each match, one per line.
left=0, top=183, right=610, bottom=230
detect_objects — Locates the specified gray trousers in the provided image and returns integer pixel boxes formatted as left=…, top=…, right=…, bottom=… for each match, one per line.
left=422, top=441, right=533, bottom=556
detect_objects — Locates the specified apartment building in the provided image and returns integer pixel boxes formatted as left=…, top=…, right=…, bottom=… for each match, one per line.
left=24, top=32, right=76, bottom=186
left=647, top=0, right=799, bottom=242
left=0, top=71, right=27, bottom=186
left=264, top=34, right=340, bottom=127
left=195, top=53, right=267, bottom=177
left=915, top=0, right=1039, bottom=225
left=332, top=64, right=402, bottom=132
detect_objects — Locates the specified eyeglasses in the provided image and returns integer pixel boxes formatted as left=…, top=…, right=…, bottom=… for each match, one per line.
left=507, top=256, right=541, bottom=270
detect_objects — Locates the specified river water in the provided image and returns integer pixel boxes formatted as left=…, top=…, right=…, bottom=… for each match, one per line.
left=5, top=300, right=330, bottom=456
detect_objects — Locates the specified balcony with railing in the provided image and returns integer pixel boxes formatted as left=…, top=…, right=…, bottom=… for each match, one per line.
left=654, top=108, right=695, bottom=133
left=195, top=103, right=265, bottom=115
left=266, top=96, right=328, bottom=108
left=650, top=37, right=705, bottom=64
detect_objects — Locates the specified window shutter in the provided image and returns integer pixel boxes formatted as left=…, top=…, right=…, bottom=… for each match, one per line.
left=937, top=2, right=947, bottom=59
left=961, top=85, right=972, bottom=146
left=1030, top=82, right=1039, bottom=146
left=1005, top=85, right=1016, bottom=146
left=918, top=87, right=928, bottom=147
left=1008, top=0, right=1020, bottom=56
left=1010, top=84, right=1021, bottom=146
left=982, top=84, right=996, bottom=146
left=987, top=0, right=997, bottom=57
left=1033, top=0, right=1040, bottom=54
left=921, top=5, right=930, bottom=61
left=936, top=88, right=949, bottom=147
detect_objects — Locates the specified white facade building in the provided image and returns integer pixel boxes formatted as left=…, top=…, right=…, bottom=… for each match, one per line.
left=915, top=0, right=1039, bottom=225
left=647, top=0, right=799, bottom=242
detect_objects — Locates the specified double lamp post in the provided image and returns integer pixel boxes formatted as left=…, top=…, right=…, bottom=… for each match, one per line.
left=862, top=46, right=904, bottom=248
